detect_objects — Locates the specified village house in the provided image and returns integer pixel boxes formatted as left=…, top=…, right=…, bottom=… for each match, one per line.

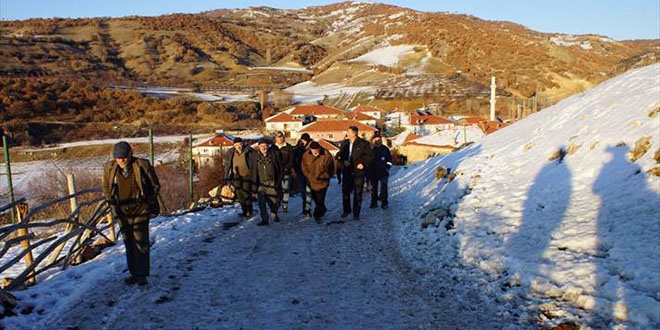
left=297, top=119, right=377, bottom=143
left=192, top=133, right=235, bottom=168
left=403, top=114, right=454, bottom=136
left=288, top=104, right=345, bottom=124
left=344, top=111, right=378, bottom=127
left=264, top=112, right=304, bottom=138
left=352, top=105, right=384, bottom=119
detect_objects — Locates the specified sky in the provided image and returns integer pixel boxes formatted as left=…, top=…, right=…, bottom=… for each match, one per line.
left=0, top=0, right=658, bottom=40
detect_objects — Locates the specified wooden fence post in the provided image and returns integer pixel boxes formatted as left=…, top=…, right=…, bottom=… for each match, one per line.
left=47, top=173, right=78, bottom=265
left=2, top=135, right=15, bottom=223
left=16, top=203, right=36, bottom=285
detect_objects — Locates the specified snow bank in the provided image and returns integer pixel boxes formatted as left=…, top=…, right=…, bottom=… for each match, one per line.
left=391, top=63, right=660, bottom=328
left=347, top=45, right=417, bottom=68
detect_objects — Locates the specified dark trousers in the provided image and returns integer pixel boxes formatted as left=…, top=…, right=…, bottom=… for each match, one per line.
left=296, top=174, right=312, bottom=213
left=119, top=216, right=150, bottom=277
left=280, top=175, right=291, bottom=209
left=233, top=176, right=253, bottom=214
left=342, top=170, right=365, bottom=217
left=257, top=182, right=280, bottom=223
left=310, top=187, right=328, bottom=219
left=370, top=174, right=389, bottom=206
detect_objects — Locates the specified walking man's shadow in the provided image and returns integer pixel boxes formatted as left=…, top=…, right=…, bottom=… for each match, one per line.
left=505, top=146, right=572, bottom=304
left=592, top=145, right=660, bottom=328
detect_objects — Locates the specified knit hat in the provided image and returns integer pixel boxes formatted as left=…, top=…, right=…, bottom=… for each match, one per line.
left=257, top=138, right=270, bottom=145
left=310, top=141, right=321, bottom=150
left=113, top=141, right=131, bottom=158
left=233, top=137, right=243, bottom=144
left=300, top=133, right=311, bottom=142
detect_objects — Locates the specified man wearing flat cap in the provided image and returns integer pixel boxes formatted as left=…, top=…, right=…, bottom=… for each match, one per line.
left=251, top=138, right=283, bottom=226
left=293, top=133, right=313, bottom=218
left=369, top=131, right=392, bottom=209
left=102, top=141, right=160, bottom=286
left=224, top=137, right=256, bottom=218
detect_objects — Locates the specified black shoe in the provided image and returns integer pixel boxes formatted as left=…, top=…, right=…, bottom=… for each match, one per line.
left=314, top=216, right=323, bottom=224
left=340, top=212, right=349, bottom=218
left=124, top=276, right=138, bottom=285
left=136, top=276, right=148, bottom=286
left=271, top=213, right=280, bottom=222
left=369, top=203, right=377, bottom=209
left=125, top=276, right=148, bottom=286
left=257, top=221, right=269, bottom=226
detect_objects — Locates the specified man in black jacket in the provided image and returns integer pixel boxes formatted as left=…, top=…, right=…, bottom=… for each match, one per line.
left=274, top=131, right=295, bottom=213
left=337, top=126, right=374, bottom=220
left=369, top=131, right=392, bottom=209
left=224, top=137, right=256, bottom=217
left=293, top=133, right=313, bottom=218
left=252, top=138, right=283, bottom=226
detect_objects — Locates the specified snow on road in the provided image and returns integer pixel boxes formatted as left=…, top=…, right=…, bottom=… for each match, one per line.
left=2, top=176, right=523, bottom=330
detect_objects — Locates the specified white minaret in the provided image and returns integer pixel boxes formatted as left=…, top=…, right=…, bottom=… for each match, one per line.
left=490, top=76, right=496, bottom=121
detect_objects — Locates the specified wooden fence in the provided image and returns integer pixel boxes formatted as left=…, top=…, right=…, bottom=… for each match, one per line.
left=0, top=181, right=115, bottom=291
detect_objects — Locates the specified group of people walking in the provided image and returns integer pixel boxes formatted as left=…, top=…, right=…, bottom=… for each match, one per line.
left=224, top=126, right=392, bottom=225
left=101, top=125, right=392, bottom=285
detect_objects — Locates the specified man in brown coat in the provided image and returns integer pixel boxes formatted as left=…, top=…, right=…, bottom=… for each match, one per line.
left=301, top=142, right=335, bottom=223
left=102, top=141, right=160, bottom=286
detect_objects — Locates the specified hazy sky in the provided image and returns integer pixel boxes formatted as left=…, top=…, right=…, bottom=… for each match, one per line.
left=1, top=0, right=658, bottom=40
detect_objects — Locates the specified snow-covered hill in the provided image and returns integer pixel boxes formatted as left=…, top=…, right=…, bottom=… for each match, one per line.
left=393, top=63, right=660, bottom=328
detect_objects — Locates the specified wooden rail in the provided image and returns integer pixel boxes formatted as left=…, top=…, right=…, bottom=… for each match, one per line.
left=0, top=186, right=116, bottom=291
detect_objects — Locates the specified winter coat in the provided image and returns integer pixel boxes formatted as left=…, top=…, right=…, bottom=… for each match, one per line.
left=301, top=148, right=335, bottom=191
left=224, top=146, right=256, bottom=180
left=369, top=144, right=392, bottom=179
left=102, top=157, right=160, bottom=218
left=251, top=146, right=283, bottom=192
left=276, top=142, right=295, bottom=176
left=293, top=140, right=311, bottom=177
left=337, top=137, right=374, bottom=177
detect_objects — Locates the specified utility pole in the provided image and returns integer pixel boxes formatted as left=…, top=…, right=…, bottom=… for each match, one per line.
left=490, top=76, right=496, bottom=121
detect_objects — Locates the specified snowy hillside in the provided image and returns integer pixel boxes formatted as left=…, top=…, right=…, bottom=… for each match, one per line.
left=392, top=63, right=660, bottom=328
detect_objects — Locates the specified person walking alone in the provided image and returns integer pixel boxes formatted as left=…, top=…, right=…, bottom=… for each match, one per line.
left=274, top=131, right=294, bottom=213
left=301, top=141, right=335, bottom=223
left=368, top=131, right=392, bottom=209
left=224, top=137, right=256, bottom=218
left=252, top=138, right=283, bottom=226
left=293, top=133, right=313, bottom=218
left=337, top=126, right=373, bottom=221
left=103, top=141, right=160, bottom=286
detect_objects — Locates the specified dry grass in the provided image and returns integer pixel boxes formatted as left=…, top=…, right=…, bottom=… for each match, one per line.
left=628, top=136, right=651, bottom=162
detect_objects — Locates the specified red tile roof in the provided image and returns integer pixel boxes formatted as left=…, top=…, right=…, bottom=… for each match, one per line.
left=196, top=135, right=234, bottom=147
left=345, top=112, right=376, bottom=121
left=265, top=112, right=303, bottom=123
left=318, top=139, right=340, bottom=151
left=298, top=119, right=377, bottom=133
left=353, top=105, right=383, bottom=113
left=410, top=114, right=452, bottom=125
left=289, top=105, right=345, bottom=116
